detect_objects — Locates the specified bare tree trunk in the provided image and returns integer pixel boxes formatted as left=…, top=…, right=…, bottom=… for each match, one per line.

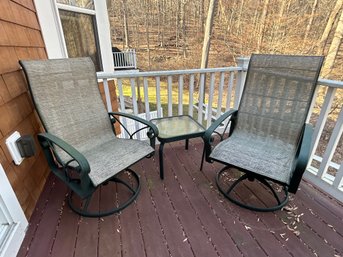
left=271, top=0, right=287, bottom=50
left=257, top=0, right=270, bottom=52
left=236, top=0, right=244, bottom=35
left=122, top=0, right=130, bottom=48
left=199, top=0, right=205, bottom=33
left=302, top=0, right=319, bottom=50
left=200, top=0, right=218, bottom=68
left=322, top=9, right=343, bottom=78
left=181, top=0, right=187, bottom=58
left=145, top=0, right=151, bottom=70
left=317, top=0, right=343, bottom=54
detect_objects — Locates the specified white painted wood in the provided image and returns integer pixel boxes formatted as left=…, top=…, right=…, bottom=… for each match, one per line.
left=317, top=108, right=343, bottom=179
left=309, top=87, right=337, bottom=161
left=56, top=3, right=96, bottom=14
left=306, top=85, right=320, bottom=123
left=198, top=74, right=205, bottom=124
left=130, top=78, right=139, bottom=115
left=333, top=161, right=343, bottom=188
left=143, top=78, right=150, bottom=120
left=178, top=75, right=184, bottom=115
left=167, top=76, right=173, bottom=117
left=188, top=75, right=195, bottom=116
left=206, top=73, right=216, bottom=128
left=116, top=79, right=128, bottom=138
left=97, top=67, right=242, bottom=79
left=226, top=72, right=235, bottom=111
left=93, top=0, right=114, bottom=72
left=216, top=72, right=225, bottom=119
left=155, top=77, right=162, bottom=117
left=102, top=79, right=112, bottom=112
left=0, top=164, right=28, bottom=257
left=129, top=78, right=140, bottom=140
left=34, top=0, right=68, bottom=58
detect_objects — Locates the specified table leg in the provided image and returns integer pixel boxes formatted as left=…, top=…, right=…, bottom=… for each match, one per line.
left=185, top=139, right=189, bottom=150
left=159, top=142, right=165, bottom=179
left=200, top=143, right=206, bottom=171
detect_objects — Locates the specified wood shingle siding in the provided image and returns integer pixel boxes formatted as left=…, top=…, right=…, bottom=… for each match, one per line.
left=0, top=0, right=49, bottom=218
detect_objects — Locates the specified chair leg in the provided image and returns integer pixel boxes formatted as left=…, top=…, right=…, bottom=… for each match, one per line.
left=216, top=166, right=289, bottom=212
left=67, top=168, right=140, bottom=217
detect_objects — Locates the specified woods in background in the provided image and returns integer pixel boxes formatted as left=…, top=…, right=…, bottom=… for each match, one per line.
left=108, top=0, right=343, bottom=80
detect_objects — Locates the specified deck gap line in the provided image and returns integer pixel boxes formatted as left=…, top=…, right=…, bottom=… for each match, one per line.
left=182, top=141, right=271, bottom=256
left=114, top=183, right=124, bottom=257
left=172, top=143, right=246, bottom=256
left=128, top=171, right=148, bottom=257
left=159, top=163, right=197, bottom=257
left=242, top=184, right=296, bottom=257
left=25, top=176, right=57, bottom=256
left=141, top=165, right=173, bottom=257
left=48, top=198, right=66, bottom=256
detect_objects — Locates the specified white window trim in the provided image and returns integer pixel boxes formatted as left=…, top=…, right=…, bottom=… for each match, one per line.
left=34, top=0, right=114, bottom=72
left=0, top=164, right=28, bottom=257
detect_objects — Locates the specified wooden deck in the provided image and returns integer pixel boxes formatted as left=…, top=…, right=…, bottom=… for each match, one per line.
left=18, top=140, right=343, bottom=257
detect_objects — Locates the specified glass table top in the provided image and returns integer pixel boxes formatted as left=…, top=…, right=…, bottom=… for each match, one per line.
left=151, top=115, right=205, bottom=139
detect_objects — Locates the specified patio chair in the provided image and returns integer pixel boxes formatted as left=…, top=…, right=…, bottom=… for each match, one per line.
left=20, top=57, right=158, bottom=217
left=203, top=54, right=324, bottom=211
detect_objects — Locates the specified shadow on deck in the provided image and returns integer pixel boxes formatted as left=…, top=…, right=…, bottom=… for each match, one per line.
left=18, top=140, right=343, bottom=257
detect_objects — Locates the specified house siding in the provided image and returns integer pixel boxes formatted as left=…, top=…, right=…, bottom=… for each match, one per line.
left=0, top=0, right=49, bottom=218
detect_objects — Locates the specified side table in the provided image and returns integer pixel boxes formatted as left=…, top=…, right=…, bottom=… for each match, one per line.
left=151, top=115, right=206, bottom=179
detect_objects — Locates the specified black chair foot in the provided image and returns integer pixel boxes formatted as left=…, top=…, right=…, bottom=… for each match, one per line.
left=216, top=166, right=289, bottom=212
left=67, top=168, right=140, bottom=217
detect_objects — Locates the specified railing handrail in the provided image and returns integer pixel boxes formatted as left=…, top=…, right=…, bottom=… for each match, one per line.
left=318, top=78, right=343, bottom=88
left=97, top=66, right=243, bottom=79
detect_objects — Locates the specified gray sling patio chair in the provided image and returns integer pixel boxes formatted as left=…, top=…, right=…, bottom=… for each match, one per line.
left=20, top=57, right=158, bottom=217
left=203, top=54, right=324, bottom=211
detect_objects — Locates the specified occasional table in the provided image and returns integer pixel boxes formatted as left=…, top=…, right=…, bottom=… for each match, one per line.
left=151, top=115, right=206, bottom=179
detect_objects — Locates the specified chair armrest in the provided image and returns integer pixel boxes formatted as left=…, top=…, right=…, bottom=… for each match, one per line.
left=109, top=111, right=159, bottom=148
left=288, top=124, right=313, bottom=193
left=38, top=132, right=90, bottom=175
left=203, top=109, right=238, bottom=162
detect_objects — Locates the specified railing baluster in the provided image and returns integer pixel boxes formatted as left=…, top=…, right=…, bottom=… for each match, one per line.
left=178, top=75, right=183, bottom=115
left=117, top=79, right=128, bottom=138
left=317, top=107, right=343, bottom=179
left=206, top=73, right=216, bottom=128
left=156, top=76, right=162, bottom=117
left=226, top=71, right=235, bottom=111
left=130, top=78, right=140, bottom=139
left=167, top=76, right=173, bottom=117
left=198, top=73, right=205, bottom=124
left=188, top=74, right=194, bottom=117
left=309, top=87, right=337, bottom=165
left=102, top=78, right=112, bottom=112
left=216, top=72, right=225, bottom=118
left=333, top=161, right=343, bottom=189
left=143, top=77, right=150, bottom=120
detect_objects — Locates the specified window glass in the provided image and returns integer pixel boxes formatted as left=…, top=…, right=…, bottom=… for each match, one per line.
left=59, top=10, right=101, bottom=71
left=57, top=0, right=94, bottom=10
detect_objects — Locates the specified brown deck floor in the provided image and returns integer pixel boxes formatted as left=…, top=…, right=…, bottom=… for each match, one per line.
left=18, top=140, right=343, bottom=257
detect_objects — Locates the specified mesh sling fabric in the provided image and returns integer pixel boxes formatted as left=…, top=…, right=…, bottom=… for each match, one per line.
left=210, top=54, right=323, bottom=184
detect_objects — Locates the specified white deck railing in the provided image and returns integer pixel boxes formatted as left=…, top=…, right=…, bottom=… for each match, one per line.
left=113, top=49, right=137, bottom=70
left=97, top=57, right=343, bottom=203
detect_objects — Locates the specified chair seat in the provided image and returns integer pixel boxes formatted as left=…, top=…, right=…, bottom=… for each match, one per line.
left=83, top=138, right=154, bottom=186
left=210, top=132, right=297, bottom=184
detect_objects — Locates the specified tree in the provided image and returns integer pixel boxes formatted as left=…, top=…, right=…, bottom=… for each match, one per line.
left=257, top=0, right=270, bottom=52
left=200, top=0, right=218, bottom=68
left=322, top=8, right=343, bottom=78
left=303, top=0, right=319, bottom=50
left=317, top=0, right=343, bottom=54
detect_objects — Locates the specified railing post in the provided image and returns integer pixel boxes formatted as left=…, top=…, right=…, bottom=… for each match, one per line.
left=234, top=57, right=249, bottom=109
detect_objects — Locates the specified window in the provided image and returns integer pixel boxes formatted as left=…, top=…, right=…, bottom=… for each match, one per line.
left=57, top=2, right=102, bottom=71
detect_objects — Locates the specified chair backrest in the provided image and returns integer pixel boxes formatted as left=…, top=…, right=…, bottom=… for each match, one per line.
left=236, top=54, right=323, bottom=146
left=20, top=57, right=115, bottom=162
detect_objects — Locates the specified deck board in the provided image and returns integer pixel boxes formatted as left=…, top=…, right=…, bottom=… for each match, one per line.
left=19, top=140, right=343, bottom=257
